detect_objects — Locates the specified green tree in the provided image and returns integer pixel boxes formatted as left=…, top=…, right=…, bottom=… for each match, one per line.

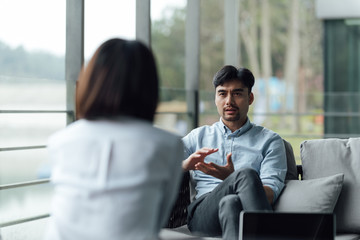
left=152, top=7, right=186, bottom=90
left=0, top=41, right=64, bottom=80
left=150, top=0, right=323, bottom=115
left=199, top=0, right=225, bottom=90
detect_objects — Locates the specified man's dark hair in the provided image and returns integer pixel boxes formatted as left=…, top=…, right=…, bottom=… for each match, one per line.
left=212, top=65, right=255, bottom=93
left=76, top=38, right=159, bottom=122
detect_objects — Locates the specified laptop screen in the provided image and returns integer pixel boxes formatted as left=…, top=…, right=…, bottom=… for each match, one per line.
left=239, top=211, right=335, bottom=240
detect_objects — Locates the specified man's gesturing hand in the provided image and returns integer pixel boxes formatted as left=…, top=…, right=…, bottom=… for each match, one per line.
left=182, top=148, right=218, bottom=171
left=195, top=153, right=234, bottom=180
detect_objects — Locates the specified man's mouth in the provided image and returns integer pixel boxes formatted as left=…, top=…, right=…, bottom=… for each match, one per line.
left=224, top=108, right=237, bottom=114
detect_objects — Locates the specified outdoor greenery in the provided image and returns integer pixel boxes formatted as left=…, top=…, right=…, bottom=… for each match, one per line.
left=0, top=40, right=64, bottom=81
left=152, top=0, right=324, bottom=137
left=152, top=7, right=186, bottom=90
left=0, top=0, right=325, bottom=143
left=152, top=0, right=323, bottom=91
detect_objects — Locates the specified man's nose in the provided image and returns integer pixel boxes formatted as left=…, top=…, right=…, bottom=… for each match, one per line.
left=225, top=95, right=233, bottom=105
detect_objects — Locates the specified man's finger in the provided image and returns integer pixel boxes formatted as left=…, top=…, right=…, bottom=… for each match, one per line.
left=196, top=162, right=217, bottom=173
left=209, top=162, right=223, bottom=170
left=226, top=153, right=233, bottom=166
left=200, top=147, right=218, bottom=151
left=197, top=148, right=219, bottom=155
left=195, top=162, right=209, bottom=173
left=196, top=162, right=212, bottom=169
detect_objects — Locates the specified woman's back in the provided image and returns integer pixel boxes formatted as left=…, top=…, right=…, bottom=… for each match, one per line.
left=45, top=118, right=183, bottom=240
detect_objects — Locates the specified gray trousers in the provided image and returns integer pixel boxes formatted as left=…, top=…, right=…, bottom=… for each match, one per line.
left=187, top=168, right=272, bottom=240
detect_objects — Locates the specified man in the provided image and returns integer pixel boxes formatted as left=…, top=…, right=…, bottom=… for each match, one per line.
left=182, top=65, right=287, bottom=239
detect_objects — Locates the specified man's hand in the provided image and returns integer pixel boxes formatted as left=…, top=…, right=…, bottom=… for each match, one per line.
left=263, top=185, right=274, bottom=205
left=182, top=147, right=218, bottom=171
left=194, top=153, right=234, bottom=180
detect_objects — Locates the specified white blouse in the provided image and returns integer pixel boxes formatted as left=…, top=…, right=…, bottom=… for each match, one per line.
left=45, top=118, right=183, bottom=240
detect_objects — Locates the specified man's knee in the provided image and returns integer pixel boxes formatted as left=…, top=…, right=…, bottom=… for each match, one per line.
left=224, top=168, right=262, bottom=192
left=219, top=195, right=241, bottom=211
left=229, top=168, right=259, bottom=182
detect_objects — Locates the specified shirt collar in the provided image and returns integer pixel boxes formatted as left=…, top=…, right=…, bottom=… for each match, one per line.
left=219, top=117, right=252, bottom=136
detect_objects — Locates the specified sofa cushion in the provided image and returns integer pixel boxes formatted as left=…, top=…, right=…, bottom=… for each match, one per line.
left=300, top=138, right=360, bottom=234
left=274, top=173, right=344, bottom=212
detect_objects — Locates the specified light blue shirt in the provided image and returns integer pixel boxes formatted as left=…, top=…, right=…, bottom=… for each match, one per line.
left=182, top=118, right=287, bottom=201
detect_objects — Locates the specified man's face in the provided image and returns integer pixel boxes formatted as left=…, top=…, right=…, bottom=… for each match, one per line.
left=215, top=79, right=254, bottom=125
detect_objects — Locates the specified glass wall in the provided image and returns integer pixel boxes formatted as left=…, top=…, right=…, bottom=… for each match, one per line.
left=84, top=1, right=135, bottom=61
left=324, top=19, right=360, bottom=137
left=2, top=0, right=360, bottom=238
left=0, top=0, right=66, bottom=237
left=152, top=0, right=325, bottom=163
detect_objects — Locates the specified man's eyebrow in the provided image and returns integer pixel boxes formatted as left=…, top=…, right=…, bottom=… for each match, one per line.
left=217, top=88, right=245, bottom=93
left=232, top=88, right=245, bottom=92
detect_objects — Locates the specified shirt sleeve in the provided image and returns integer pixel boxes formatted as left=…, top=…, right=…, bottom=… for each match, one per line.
left=182, top=131, right=194, bottom=159
left=259, top=135, right=287, bottom=202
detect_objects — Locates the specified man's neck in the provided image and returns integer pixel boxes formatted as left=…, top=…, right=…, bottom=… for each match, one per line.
left=222, top=117, right=247, bottom=132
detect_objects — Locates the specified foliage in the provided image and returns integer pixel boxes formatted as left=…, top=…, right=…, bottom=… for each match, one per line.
left=152, top=7, right=186, bottom=90
left=151, top=0, right=323, bottom=116
left=199, top=0, right=225, bottom=90
left=0, top=41, right=64, bottom=80
left=151, top=1, right=227, bottom=91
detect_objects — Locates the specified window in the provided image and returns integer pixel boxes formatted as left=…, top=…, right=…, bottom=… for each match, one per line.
left=0, top=0, right=66, bottom=237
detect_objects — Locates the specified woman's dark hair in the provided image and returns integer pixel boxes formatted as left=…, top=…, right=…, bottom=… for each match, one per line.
left=76, top=38, right=159, bottom=122
left=212, top=65, right=255, bottom=93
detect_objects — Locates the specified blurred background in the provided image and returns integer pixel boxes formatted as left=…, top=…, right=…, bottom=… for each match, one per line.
left=0, top=0, right=359, bottom=239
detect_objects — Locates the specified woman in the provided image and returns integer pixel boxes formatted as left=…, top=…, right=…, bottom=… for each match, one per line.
left=45, top=38, right=183, bottom=240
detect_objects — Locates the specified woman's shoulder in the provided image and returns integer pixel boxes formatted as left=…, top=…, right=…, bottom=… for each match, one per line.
left=49, top=118, right=182, bottom=149
left=48, top=120, right=85, bottom=144
left=143, top=124, right=182, bottom=145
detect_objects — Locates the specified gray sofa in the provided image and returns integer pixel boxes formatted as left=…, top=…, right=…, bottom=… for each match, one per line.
left=161, top=138, right=360, bottom=240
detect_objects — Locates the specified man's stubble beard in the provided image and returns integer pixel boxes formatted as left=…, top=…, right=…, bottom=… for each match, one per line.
left=222, top=113, right=241, bottom=122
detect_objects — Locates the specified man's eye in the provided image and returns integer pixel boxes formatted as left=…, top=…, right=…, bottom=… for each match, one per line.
left=233, top=92, right=241, bottom=96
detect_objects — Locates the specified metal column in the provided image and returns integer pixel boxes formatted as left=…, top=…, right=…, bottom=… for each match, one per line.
left=65, top=0, right=84, bottom=124
left=136, top=0, right=151, bottom=47
left=185, top=0, right=200, bottom=131
left=224, top=0, right=239, bottom=66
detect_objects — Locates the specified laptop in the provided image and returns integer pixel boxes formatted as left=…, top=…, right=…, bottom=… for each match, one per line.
left=239, top=211, right=335, bottom=240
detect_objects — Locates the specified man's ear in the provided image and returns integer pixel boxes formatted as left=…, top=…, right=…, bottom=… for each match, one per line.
left=249, top=92, right=254, bottom=105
